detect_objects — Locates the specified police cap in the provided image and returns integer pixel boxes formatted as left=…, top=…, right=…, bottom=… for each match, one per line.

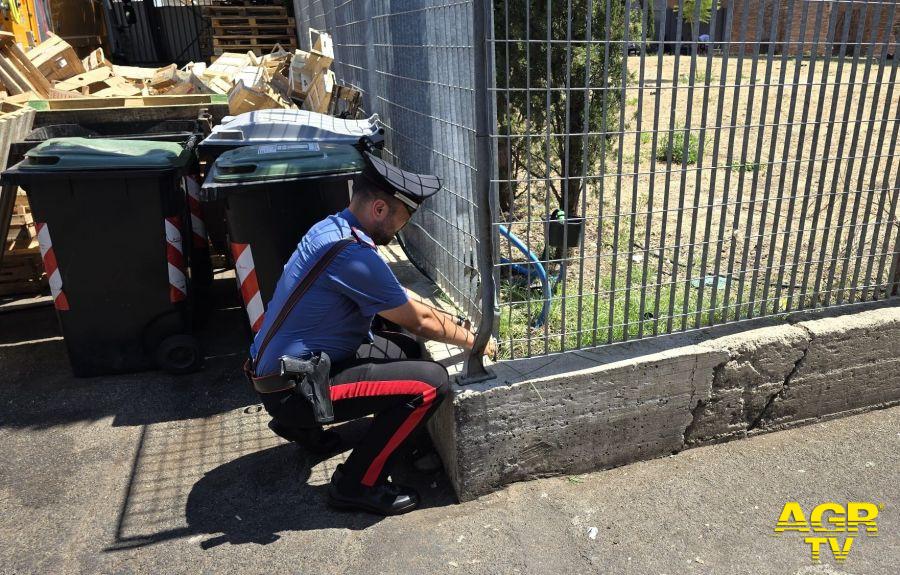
left=361, top=151, right=442, bottom=212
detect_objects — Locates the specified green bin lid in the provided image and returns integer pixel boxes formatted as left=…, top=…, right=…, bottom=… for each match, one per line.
left=19, top=137, right=190, bottom=170
left=210, top=142, right=364, bottom=184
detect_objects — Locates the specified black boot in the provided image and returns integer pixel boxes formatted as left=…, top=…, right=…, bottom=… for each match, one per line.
left=268, top=420, right=342, bottom=454
left=327, top=464, right=420, bottom=516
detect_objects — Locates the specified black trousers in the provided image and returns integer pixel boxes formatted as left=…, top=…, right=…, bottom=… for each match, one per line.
left=259, top=331, right=450, bottom=487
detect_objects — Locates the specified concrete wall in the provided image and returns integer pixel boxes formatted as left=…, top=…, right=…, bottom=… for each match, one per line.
left=430, top=304, right=900, bottom=501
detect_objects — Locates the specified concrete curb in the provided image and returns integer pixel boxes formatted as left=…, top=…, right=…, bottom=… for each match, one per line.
left=430, top=304, right=900, bottom=501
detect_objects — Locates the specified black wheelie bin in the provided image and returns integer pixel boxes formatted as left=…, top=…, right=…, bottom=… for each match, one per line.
left=1, top=137, right=203, bottom=376
left=7, top=116, right=215, bottom=290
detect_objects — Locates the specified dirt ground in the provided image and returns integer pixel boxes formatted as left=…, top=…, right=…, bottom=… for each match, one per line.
left=497, top=54, right=900, bottom=359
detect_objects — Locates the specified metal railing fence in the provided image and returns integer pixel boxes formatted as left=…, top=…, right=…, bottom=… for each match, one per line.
left=295, top=0, right=900, bottom=369
left=492, top=0, right=900, bottom=360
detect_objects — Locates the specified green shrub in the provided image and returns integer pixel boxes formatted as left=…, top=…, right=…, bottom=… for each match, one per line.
left=656, top=130, right=700, bottom=164
left=730, top=161, right=763, bottom=173
left=496, top=0, right=628, bottom=216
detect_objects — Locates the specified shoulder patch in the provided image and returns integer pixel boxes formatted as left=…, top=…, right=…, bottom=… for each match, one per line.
left=350, top=227, right=377, bottom=249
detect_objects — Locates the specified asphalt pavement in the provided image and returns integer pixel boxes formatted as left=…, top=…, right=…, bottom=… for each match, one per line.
left=0, top=278, right=897, bottom=575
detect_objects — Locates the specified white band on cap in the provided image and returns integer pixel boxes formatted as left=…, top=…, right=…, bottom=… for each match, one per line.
left=394, top=192, right=418, bottom=210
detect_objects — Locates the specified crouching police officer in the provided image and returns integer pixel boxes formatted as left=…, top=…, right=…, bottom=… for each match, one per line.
left=244, top=150, right=495, bottom=515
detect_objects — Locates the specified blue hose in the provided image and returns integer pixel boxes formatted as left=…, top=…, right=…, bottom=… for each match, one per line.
left=498, top=224, right=552, bottom=328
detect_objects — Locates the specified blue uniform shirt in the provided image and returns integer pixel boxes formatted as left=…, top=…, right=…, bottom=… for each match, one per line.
left=250, top=208, right=409, bottom=375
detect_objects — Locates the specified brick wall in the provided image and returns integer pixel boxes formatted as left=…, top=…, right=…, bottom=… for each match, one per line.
left=717, top=0, right=898, bottom=57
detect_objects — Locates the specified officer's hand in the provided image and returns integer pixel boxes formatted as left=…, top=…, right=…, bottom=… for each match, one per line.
left=482, top=336, right=498, bottom=359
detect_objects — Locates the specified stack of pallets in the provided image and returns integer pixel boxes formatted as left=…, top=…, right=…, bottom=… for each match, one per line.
left=205, top=3, right=298, bottom=56
left=1, top=191, right=45, bottom=297
left=0, top=102, right=44, bottom=298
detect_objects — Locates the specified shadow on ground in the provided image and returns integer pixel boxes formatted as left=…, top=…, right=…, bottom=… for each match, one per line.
left=1, top=272, right=457, bottom=553
left=0, top=276, right=257, bottom=429
left=106, top=418, right=455, bottom=551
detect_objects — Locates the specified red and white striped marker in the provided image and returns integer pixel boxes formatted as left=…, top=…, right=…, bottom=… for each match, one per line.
left=184, top=174, right=208, bottom=250
left=165, top=216, right=188, bottom=303
left=35, top=222, right=69, bottom=311
left=231, top=242, right=265, bottom=333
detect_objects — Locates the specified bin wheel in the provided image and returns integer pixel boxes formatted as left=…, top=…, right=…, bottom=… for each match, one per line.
left=155, top=334, right=203, bottom=374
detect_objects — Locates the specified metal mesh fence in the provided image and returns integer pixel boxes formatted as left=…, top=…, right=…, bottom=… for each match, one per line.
left=294, top=0, right=484, bottom=324
left=493, top=0, right=900, bottom=360
left=296, top=0, right=900, bottom=364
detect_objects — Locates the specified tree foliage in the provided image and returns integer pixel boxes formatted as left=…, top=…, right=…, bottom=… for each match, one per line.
left=494, top=0, right=631, bottom=217
left=674, top=0, right=718, bottom=25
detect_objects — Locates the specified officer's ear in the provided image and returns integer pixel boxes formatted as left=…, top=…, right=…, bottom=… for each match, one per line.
left=372, top=197, right=391, bottom=220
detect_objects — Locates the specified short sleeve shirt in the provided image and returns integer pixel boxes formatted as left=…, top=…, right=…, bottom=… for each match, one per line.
left=250, top=208, right=409, bottom=375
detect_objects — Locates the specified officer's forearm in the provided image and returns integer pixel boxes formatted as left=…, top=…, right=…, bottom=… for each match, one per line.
left=406, top=302, right=476, bottom=350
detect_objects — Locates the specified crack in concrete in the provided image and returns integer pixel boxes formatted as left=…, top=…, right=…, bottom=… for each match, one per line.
left=680, top=356, right=717, bottom=449
left=682, top=397, right=707, bottom=447
left=747, top=324, right=814, bottom=431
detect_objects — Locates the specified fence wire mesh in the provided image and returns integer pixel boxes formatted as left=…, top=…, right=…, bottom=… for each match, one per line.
left=493, top=0, right=900, bottom=360
left=295, top=0, right=484, bottom=324
left=296, top=0, right=900, bottom=363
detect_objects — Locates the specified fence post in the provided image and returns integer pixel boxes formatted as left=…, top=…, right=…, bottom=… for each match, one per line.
left=891, top=221, right=900, bottom=297
left=461, top=0, right=499, bottom=384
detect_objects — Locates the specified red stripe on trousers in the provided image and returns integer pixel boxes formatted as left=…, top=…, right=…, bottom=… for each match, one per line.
left=330, top=380, right=437, bottom=486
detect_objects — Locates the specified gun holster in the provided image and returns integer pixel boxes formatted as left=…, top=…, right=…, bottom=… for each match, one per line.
left=279, top=353, right=334, bottom=424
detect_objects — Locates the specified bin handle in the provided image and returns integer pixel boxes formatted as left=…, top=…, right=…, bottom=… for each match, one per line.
left=27, top=155, right=61, bottom=166
left=219, top=164, right=257, bottom=175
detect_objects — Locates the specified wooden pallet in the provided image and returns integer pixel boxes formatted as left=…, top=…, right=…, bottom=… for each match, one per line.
left=1, top=190, right=44, bottom=297
left=6, top=200, right=37, bottom=252
left=210, top=16, right=295, bottom=28
left=213, top=39, right=297, bottom=56
left=204, top=3, right=298, bottom=58
left=213, top=35, right=296, bottom=45
left=0, top=251, right=46, bottom=297
left=213, top=26, right=297, bottom=37
left=204, top=5, right=289, bottom=18
left=0, top=104, right=36, bottom=271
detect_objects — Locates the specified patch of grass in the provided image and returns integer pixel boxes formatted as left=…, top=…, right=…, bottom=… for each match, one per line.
left=656, top=129, right=700, bottom=164
left=640, top=132, right=652, bottom=144
left=497, top=269, right=777, bottom=360
left=730, top=161, right=764, bottom=173
left=680, top=71, right=711, bottom=84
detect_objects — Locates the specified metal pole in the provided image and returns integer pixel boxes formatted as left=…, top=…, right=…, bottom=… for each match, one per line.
left=891, top=223, right=900, bottom=298
left=462, top=0, right=499, bottom=384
